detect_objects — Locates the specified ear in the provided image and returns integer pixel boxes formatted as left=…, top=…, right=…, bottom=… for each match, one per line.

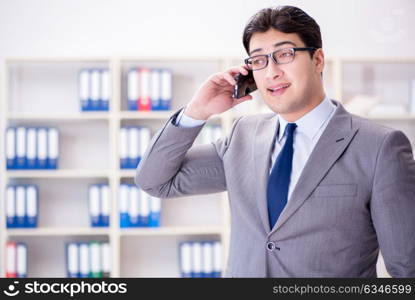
left=313, top=48, right=325, bottom=74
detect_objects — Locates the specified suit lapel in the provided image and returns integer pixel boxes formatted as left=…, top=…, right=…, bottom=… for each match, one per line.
left=269, top=103, right=359, bottom=235
left=254, top=113, right=279, bottom=233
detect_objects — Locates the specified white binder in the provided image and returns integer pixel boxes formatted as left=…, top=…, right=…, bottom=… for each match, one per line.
left=101, top=243, right=111, bottom=277
left=100, top=69, right=110, bottom=110
left=67, top=243, right=79, bottom=277
left=212, top=241, right=222, bottom=277
left=202, top=242, right=213, bottom=277
left=37, top=128, right=48, bottom=169
left=180, top=242, right=192, bottom=277
left=79, top=243, right=90, bottom=277
left=150, top=69, right=161, bottom=109
left=6, top=242, right=17, bottom=277
left=192, top=242, right=203, bottom=277
left=16, top=127, right=26, bottom=168
left=6, top=127, right=16, bottom=169
left=89, top=185, right=100, bottom=227
left=47, top=128, right=59, bottom=169
left=119, top=184, right=129, bottom=227
left=127, top=69, right=139, bottom=110
left=90, top=69, right=101, bottom=110
left=26, top=185, right=38, bottom=227
left=100, top=185, right=110, bottom=226
left=6, top=185, right=16, bottom=228
left=129, top=186, right=139, bottom=227
left=120, top=127, right=128, bottom=168
left=89, top=242, right=101, bottom=277
left=128, top=127, right=140, bottom=168
left=15, top=185, right=26, bottom=227
left=79, top=69, right=90, bottom=111
left=160, top=69, right=172, bottom=109
left=139, top=127, right=151, bottom=158
left=26, top=127, right=37, bottom=169
left=139, top=189, right=150, bottom=226
left=16, top=243, right=27, bottom=278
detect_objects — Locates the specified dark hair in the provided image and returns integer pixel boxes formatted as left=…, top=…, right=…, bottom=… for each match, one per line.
left=243, top=6, right=322, bottom=58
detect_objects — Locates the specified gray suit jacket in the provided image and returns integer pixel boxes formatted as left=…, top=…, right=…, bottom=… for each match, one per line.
left=135, top=100, right=415, bottom=277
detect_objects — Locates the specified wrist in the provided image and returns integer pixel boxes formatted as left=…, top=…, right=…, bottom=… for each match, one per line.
left=183, top=105, right=210, bottom=121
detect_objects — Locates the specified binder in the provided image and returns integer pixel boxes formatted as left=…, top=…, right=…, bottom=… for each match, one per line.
left=212, top=241, right=222, bottom=277
left=149, top=196, right=161, bottom=227
left=202, top=242, right=214, bottom=277
left=90, top=69, right=101, bottom=111
left=100, top=185, right=110, bottom=227
left=6, top=185, right=16, bottom=228
left=139, top=189, right=150, bottom=227
left=100, top=69, right=110, bottom=111
left=16, top=243, right=27, bottom=278
left=101, top=242, right=111, bottom=277
left=119, top=184, right=129, bottom=228
left=79, top=69, right=91, bottom=111
left=16, top=126, right=27, bottom=169
left=26, top=127, right=37, bottom=169
left=66, top=243, right=79, bottom=278
left=192, top=242, right=203, bottom=277
left=37, top=128, right=48, bottom=169
left=150, top=69, right=161, bottom=110
left=89, top=185, right=101, bottom=227
left=179, top=242, right=192, bottom=278
left=160, top=69, right=172, bottom=110
left=6, top=127, right=16, bottom=169
left=6, top=242, right=17, bottom=278
left=79, top=243, right=90, bottom=278
left=138, top=68, right=151, bottom=111
left=128, top=185, right=139, bottom=227
left=47, top=128, right=59, bottom=169
left=139, top=127, right=151, bottom=161
left=127, top=68, right=139, bottom=111
left=127, top=127, right=140, bottom=169
left=15, top=186, right=26, bottom=227
left=120, top=127, right=128, bottom=169
left=25, top=185, right=38, bottom=228
left=89, top=242, right=102, bottom=278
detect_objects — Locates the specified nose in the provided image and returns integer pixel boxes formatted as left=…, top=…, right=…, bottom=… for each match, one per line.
left=264, top=58, right=283, bottom=81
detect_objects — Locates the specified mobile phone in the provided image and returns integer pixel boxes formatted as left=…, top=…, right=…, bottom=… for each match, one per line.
left=233, top=70, right=257, bottom=99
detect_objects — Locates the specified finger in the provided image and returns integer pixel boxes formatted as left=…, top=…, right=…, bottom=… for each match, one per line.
left=232, top=94, right=253, bottom=106
left=222, top=72, right=237, bottom=85
left=229, top=65, right=249, bottom=76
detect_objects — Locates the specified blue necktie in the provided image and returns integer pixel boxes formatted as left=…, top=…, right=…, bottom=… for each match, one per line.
left=267, top=122, right=297, bottom=229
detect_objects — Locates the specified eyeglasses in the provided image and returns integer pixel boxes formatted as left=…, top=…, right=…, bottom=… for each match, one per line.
left=244, top=47, right=317, bottom=71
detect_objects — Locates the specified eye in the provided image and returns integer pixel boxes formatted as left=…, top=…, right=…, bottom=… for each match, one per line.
left=252, top=57, right=266, bottom=65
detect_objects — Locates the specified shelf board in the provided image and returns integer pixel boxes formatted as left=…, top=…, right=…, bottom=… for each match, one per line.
left=120, top=111, right=173, bottom=120
left=6, top=169, right=111, bottom=178
left=119, top=226, right=223, bottom=236
left=7, top=112, right=110, bottom=121
left=6, top=227, right=110, bottom=236
left=119, top=170, right=136, bottom=178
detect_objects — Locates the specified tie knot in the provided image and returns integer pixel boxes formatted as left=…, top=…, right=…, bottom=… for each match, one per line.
left=285, top=123, right=297, bottom=138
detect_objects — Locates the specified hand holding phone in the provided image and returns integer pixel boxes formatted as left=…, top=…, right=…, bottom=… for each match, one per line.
left=233, top=70, right=257, bottom=99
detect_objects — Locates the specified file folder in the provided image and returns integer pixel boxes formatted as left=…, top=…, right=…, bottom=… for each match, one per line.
left=192, top=242, right=203, bottom=277
left=89, top=242, right=102, bottom=278
left=127, top=127, right=140, bottom=169
left=16, top=243, right=27, bottom=278
left=150, top=69, right=161, bottom=110
left=15, top=186, right=26, bottom=227
left=16, top=127, right=27, bottom=169
left=160, top=69, right=172, bottom=110
left=128, top=186, right=139, bottom=227
left=101, top=243, right=111, bottom=277
left=79, top=243, right=90, bottom=278
left=26, top=185, right=38, bottom=228
left=47, top=128, right=59, bottom=169
left=6, top=127, right=16, bottom=169
left=6, top=242, right=17, bottom=278
left=120, top=127, right=128, bottom=169
left=139, top=127, right=151, bottom=161
left=26, top=127, right=37, bottom=169
left=79, top=69, right=91, bottom=111
left=179, top=242, right=192, bottom=278
left=202, top=242, right=214, bottom=277
left=138, top=68, right=151, bottom=111
left=100, top=185, right=110, bottom=227
left=127, top=69, right=139, bottom=111
left=139, top=189, right=150, bottom=227
left=212, top=241, right=222, bottom=277
left=90, top=69, right=101, bottom=111
left=149, top=196, right=161, bottom=227
left=89, top=185, right=101, bottom=227
left=100, top=69, right=110, bottom=111
left=66, top=243, right=79, bottom=278
left=37, top=128, right=48, bottom=169
left=119, top=184, right=129, bottom=228
left=6, top=185, right=16, bottom=228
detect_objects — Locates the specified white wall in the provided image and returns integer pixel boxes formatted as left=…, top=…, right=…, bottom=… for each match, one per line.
left=0, top=0, right=414, bottom=59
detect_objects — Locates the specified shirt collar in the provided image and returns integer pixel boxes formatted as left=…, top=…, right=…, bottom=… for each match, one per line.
left=277, top=95, right=336, bottom=142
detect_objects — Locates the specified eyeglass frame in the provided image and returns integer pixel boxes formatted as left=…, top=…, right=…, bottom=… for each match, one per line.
left=244, top=47, right=318, bottom=71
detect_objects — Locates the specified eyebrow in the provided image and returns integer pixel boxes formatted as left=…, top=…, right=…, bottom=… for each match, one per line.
left=249, top=41, right=298, bottom=56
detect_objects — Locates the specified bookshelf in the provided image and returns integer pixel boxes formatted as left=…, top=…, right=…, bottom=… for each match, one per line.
left=2, top=56, right=414, bottom=278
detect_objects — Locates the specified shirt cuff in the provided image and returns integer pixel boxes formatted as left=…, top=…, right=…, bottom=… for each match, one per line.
left=174, top=108, right=206, bottom=128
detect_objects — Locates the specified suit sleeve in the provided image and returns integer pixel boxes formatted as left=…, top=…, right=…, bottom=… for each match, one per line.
left=135, top=109, right=241, bottom=198
left=371, top=130, right=415, bottom=277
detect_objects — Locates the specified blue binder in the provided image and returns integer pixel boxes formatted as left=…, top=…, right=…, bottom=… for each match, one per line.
left=16, top=243, right=28, bottom=278
left=89, top=185, right=101, bottom=227
left=47, top=128, right=59, bottom=169
left=79, top=69, right=91, bottom=111
left=99, top=69, right=110, bottom=111
left=37, top=128, right=48, bottom=169
left=120, top=127, right=128, bottom=169
left=100, top=184, right=110, bottom=227
left=26, top=127, right=37, bottom=169
left=127, top=68, right=138, bottom=111
left=16, top=126, right=27, bottom=169
left=149, top=196, right=161, bottom=227
left=6, top=185, right=16, bottom=228
left=15, top=186, right=26, bottom=227
left=6, top=127, right=17, bottom=170
left=179, top=242, right=193, bottom=278
left=66, top=243, right=80, bottom=278
left=119, top=184, right=129, bottom=228
left=160, top=69, right=172, bottom=111
left=25, top=185, right=38, bottom=228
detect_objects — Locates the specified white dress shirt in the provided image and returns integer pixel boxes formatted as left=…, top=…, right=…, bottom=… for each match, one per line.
left=176, top=96, right=337, bottom=203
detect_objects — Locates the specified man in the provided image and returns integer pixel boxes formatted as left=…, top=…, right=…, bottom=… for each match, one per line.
left=135, top=6, right=415, bottom=277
